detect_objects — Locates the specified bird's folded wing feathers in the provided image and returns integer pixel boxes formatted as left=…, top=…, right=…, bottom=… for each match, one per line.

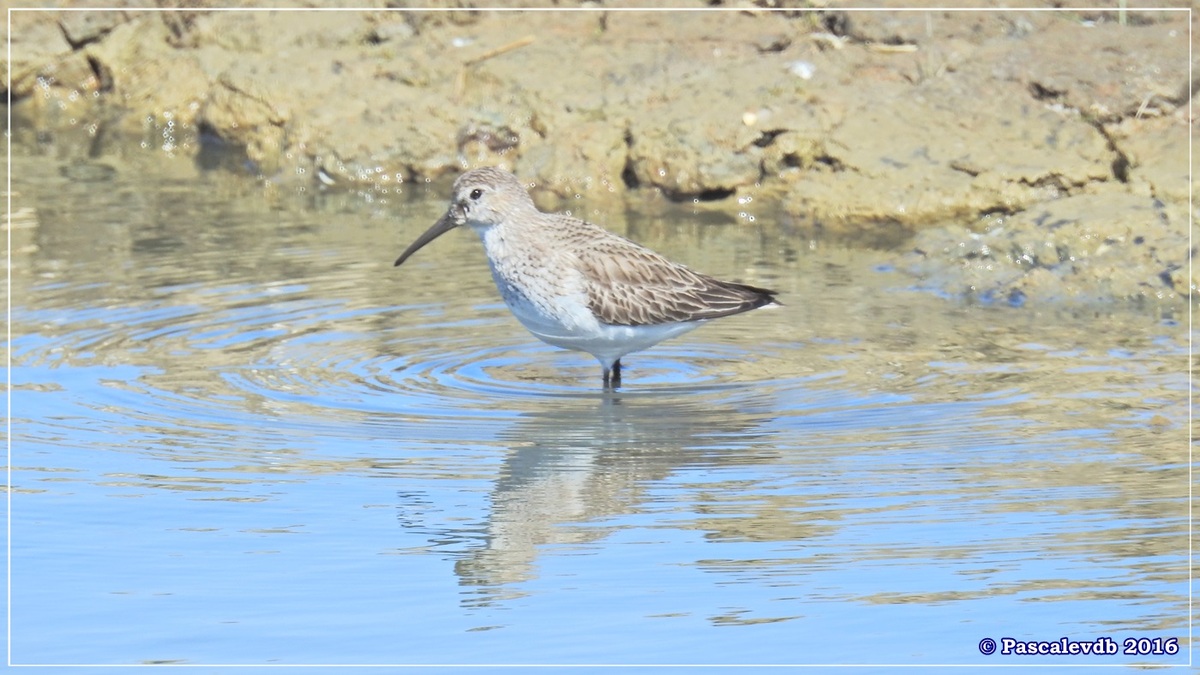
left=574, top=235, right=777, bottom=326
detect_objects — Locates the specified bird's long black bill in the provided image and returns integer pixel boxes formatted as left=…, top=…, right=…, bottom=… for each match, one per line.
left=393, top=211, right=457, bottom=267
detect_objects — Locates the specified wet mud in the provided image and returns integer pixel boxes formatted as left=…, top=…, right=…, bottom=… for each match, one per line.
left=4, top=1, right=1194, bottom=305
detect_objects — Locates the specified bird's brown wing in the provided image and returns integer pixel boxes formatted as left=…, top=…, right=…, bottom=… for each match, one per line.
left=567, top=227, right=778, bottom=326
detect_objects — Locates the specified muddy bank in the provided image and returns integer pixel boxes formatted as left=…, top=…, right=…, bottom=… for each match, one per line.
left=4, top=2, right=1194, bottom=306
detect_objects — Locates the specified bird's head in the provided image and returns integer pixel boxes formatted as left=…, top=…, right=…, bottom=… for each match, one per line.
left=393, top=167, right=534, bottom=267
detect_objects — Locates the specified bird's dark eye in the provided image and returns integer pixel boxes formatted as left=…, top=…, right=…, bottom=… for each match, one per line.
left=469, top=188, right=484, bottom=201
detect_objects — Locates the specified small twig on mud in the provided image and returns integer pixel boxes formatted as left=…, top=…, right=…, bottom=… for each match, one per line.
left=455, top=36, right=535, bottom=100
left=867, top=43, right=918, bottom=54
left=1135, top=95, right=1150, bottom=118
left=810, top=32, right=847, bottom=50
left=464, top=35, right=535, bottom=67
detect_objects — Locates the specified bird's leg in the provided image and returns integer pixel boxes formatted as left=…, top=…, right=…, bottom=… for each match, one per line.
left=602, top=359, right=622, bottom=390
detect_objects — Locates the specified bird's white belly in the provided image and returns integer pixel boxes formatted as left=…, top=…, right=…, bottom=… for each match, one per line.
left=488, top=266, right=700, bottom=366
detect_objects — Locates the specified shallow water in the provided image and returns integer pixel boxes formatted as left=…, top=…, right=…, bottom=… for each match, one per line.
left=6, top=140, right=1191, bottom=668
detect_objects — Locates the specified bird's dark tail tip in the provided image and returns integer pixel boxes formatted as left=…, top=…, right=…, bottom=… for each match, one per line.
left=738, top=282, right=781, bottom=309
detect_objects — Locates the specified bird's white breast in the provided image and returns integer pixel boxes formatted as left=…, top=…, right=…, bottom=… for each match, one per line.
left=477, top=225, right=595, bottom=331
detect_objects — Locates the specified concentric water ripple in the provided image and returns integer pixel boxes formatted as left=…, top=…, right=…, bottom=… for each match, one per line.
left=13, top=274, right=809, bottom=454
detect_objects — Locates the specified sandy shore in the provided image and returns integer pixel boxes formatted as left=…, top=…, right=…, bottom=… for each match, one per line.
left=5, top=1, right=1194, bottom=306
